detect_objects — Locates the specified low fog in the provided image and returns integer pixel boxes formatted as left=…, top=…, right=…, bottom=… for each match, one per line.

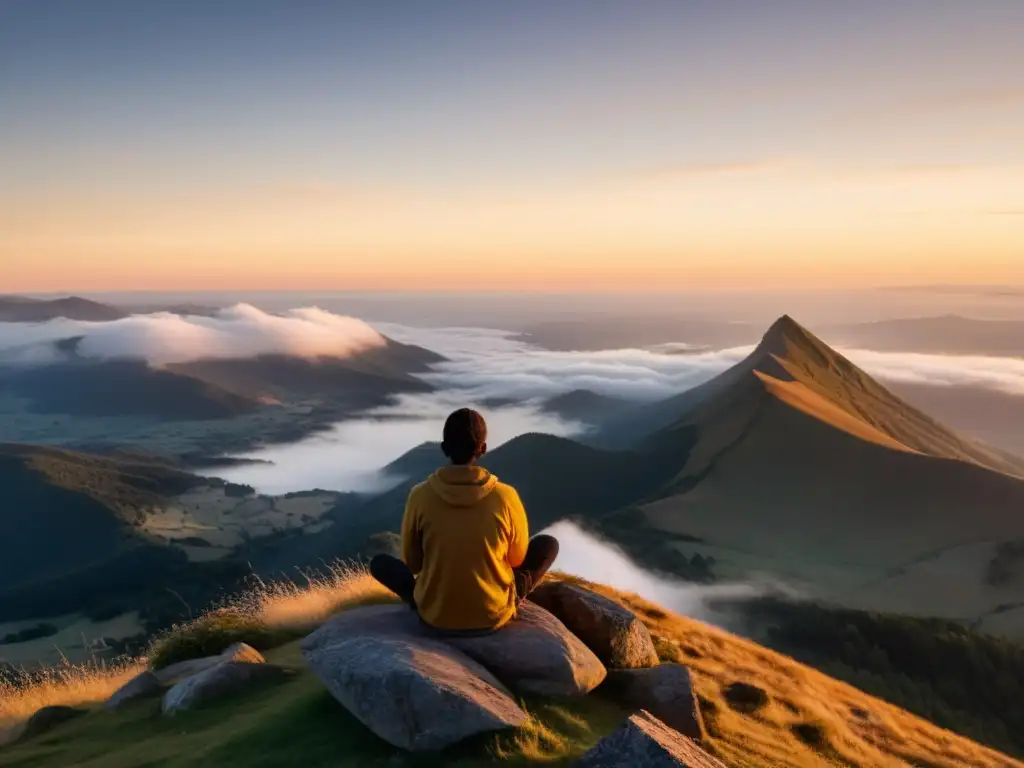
left=213, top=398, right=583, bottom=495
left=539, top=520, right=787, bottom=629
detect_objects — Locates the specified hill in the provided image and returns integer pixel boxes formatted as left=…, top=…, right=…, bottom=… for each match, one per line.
left=167, top=336, right=443, bottom=406
left=0, top=359, right=259, bottom=420
left=0, top=446, right=342, bottom=637
left=541, top=389, right=633, bottom=423
left=594, top=316, right=1024, bottom=633
left=0, top=296, right=127, bottom=323
left=0, top=571, right=1017, bottom=767
left=0, top=445, right=199, bottom=621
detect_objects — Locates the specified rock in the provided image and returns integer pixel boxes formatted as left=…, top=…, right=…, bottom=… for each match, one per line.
left=446, top=601, right=606, bottom=697
left=530, top=582, right=659, bottom=669
left=722, top=681, right=769, bottom=714
left=301, top=603, right=421, bottom=653
left=105, top=670, right=164, bottom=711
left=16, top=706, right=87, bottom=743
left=572, top=711, right=727, bottom=767
left=153, top=642, right=265, bottom=684
left=302, top=604, right=528, bottom=751
left=604, top=664, right=704, bottom=741
left=162, top=662, right=290, bottom=714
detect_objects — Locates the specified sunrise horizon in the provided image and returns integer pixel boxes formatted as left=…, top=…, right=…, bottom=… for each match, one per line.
left=3, top=1, right=1022, bottom=292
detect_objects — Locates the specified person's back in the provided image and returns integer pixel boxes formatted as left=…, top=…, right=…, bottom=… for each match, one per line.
left=404, top=464, right=525, bottom=631
left=369, top=408, right=559, bottom=633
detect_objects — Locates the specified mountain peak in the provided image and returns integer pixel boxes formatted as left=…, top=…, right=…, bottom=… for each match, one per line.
left=755, top=314, right=823, bottom=360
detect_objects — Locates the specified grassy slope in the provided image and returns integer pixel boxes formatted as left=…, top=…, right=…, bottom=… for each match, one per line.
left=0, top=445, right=196, bottom=593
left=2, top=360, right=259, bottom=421
left=1, top=574, right=1017, bottom=768
left=0, top=445, right=256, bottom=625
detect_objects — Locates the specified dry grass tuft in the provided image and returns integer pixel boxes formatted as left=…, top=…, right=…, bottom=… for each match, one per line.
left=0, top=657, right=145, bottom=745
left=247, top=561, right=395, bottom=632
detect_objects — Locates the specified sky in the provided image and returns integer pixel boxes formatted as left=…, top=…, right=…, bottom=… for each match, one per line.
left=1, top=1, right=1022, bottom=292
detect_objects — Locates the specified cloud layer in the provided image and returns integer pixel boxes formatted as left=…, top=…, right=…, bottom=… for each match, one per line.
left=377, top=322, right=1024, bottom=400
left=215, top=396, right=581, bottom=495
left=539, top=520, right=789, bottom=627
left=0, top=304, right=385, bottom=365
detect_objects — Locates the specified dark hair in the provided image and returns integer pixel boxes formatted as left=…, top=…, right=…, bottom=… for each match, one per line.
left=442, top=408, right=487, bottom=465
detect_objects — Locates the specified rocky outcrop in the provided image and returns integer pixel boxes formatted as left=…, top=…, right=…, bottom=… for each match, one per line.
left=105, top=670, right=164, bottom=711
left=302, top=605, right=528, bottom=751
left=530, top=582, right=659, bottom=669
left=573, top=711, right=726, bottom=767
left=162, top=661, right=290, bottom=714
left=603, top=664, right=704, bottom=741
left=153, top=642, right=266, bottom=685
left=15, top=706, right=87, bottom=743
left=447, top=601, right=606, bottom=697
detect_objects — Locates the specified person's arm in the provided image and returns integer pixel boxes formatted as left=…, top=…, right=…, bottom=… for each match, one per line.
left=505, top=488, right=530, bottom=569
left=401, top=491, right=424, bottom=575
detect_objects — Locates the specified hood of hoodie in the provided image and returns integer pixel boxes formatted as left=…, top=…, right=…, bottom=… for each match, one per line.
left=428, top=465, right=499, bottom=506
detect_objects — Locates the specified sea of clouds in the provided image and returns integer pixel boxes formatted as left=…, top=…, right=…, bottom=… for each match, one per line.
left=5, top=305, right=1024, bottom=494
left=377, top=321, right=1024, bottom=400
left=2, top=305, right=1024, bottom=398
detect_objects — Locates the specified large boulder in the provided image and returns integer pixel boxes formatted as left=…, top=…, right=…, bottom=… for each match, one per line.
left=105, top=670, right=164, bottom=711
left=15, top=706, right=87, bottom=743
left=162, top=662, right=290, bottom=714
left=447, top=601, right=606, bottom=697
left=302, top=604, right=528, bottom=752
left=153, top=642, right=265, bottom=685
left=573, top=711, right=726, bottom=767
left=603, top=664, right=704, bottom=741
left=530, top=582, right=659, bottom=669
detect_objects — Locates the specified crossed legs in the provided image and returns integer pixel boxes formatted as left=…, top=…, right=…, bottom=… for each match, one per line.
left=369, top=534, right=560, bottom=608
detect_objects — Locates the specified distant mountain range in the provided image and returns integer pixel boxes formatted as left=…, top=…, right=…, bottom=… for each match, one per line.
left=825, top=314, right=1024, bottom=357
left=0, top=296, right=127, bottom=323
left=519, top=315, right=758, bottom=351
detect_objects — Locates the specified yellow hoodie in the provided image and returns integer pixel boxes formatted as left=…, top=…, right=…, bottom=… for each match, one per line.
left=402, top=465, right=529, bottom=631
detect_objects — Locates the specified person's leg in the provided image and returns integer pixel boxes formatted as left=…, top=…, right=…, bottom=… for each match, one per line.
left=514, top=534, right=559, bottom=598
left=369, top=554, right=417, bottom=607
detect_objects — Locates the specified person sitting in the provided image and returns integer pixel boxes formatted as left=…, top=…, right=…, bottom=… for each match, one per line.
left=370, top=408, right=559, bottom=635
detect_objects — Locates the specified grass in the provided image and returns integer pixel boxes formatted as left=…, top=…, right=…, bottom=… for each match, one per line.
left=561, top=575, right=1021, bottom=768
left=147, top=561, right=394, bottom=669
left=0, top=640, right=624, bottom=768
left=0, top=657, right=146, bottom=747
left=1, top=568, right=1021, bottom=767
